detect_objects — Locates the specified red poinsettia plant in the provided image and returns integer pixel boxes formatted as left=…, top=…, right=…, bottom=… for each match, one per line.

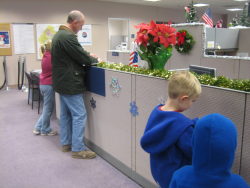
left=135, top=20, right=176, bottom=69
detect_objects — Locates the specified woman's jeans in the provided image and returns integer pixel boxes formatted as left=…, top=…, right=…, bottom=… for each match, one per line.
left=34, top=85, right=55, bottom=134
left=59, top=94, right=87, bottom=152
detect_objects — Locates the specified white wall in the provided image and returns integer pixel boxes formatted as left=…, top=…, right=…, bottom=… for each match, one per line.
left=109, top=20, right=127, bottom=36
left=108, top=19, right=129, bottom=50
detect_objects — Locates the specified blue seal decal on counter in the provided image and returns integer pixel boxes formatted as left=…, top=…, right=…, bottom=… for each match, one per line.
left=110, top=77, right=121, bottom=95
left=90, top=97, right=96, bottom=109
left=130, top=101, right=138, bottom=117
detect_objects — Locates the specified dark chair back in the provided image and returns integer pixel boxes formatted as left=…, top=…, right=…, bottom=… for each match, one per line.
left=30, top=73, right=40, bottom=88
left=24, top=71, right=41, bottom=114
left=25, top=72, right=32, bottom=88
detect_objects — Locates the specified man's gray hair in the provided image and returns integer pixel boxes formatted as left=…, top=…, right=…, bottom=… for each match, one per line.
left=67, top=10, right=84, bottom=23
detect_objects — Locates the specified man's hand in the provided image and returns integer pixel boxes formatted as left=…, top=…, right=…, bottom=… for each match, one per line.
left=90, top=53, right=102, bottom=62
left=90, top=53, right=98, bottom=58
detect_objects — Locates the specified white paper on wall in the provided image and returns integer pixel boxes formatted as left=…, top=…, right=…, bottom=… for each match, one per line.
left=13, top=24, right=35, bottom=54
left=77, top=25, right=92, bottom=46
left=207, top=41, right=215, bottom=49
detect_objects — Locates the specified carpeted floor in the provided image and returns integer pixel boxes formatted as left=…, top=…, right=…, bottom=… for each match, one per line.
left=0, top=89, right=141, bottom=188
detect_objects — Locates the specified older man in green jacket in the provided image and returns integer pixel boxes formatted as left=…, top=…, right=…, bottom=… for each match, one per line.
left=51, top=10, right=98, bottom=159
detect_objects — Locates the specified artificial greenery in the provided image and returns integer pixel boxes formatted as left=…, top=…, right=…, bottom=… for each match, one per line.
left=97, top=62, right=250, bottom=92
left=175, top=30, right=195, bottom=54
left=229, top=16, right=239, bottom=27
left=97, top=62, right=172, bottom=79
left=238, top=4, right=250, bottom=27
left=229, top=5, right=250, bottom=27
left=185, top=1, right=198, bottom=23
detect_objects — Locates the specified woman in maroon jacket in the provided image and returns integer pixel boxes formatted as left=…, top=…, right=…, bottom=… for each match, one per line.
left=33, top=41, right=57, bottom=136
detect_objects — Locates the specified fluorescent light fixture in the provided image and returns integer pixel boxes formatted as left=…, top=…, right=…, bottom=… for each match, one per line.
left=144, top=0, right=161, bottom=2
left=227, top=8, right=243, bottom=11
left=234, top=0, right=248, bottom=2
left=194, top=3, right=209, bottom=7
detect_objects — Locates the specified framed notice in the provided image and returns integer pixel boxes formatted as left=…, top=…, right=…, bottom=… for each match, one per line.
left=77, top=24, right=92, bottom=46
left=13, top=24, right=35, bottom=54
left=0, top=31, right=10, bottom=48
left=0, top=23, right=12, bottom=56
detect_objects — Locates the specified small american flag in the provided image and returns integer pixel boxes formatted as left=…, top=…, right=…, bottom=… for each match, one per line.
left=129, top=51, right=139, bottom=67
left=202, top=8, right=213, bottom=27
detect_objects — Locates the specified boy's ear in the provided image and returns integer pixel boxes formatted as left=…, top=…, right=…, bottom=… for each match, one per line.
left=180, top=95, right=189, bottom=101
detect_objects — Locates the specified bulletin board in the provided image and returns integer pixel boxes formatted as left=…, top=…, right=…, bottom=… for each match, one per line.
left=0, top=23, right=12, bottom=56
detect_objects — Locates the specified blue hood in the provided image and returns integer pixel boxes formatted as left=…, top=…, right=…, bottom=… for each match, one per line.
left=192, top=113, right=237, bottom=178
left=141, top=105, right=196, bottom=154
left=169, top=113, right=249, bottom=188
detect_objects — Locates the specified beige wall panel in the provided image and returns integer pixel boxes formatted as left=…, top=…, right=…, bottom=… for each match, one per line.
left=85, top=69, right=133, bottom=168
left=239, top=59, right=250, bottom=79
left=135, top=75, right=168, bottom=185
left=238, top=29, right=250, bottom=56
left=201, top=57, right=240, bottom=79
left=168, top=25, right=204, bottom=70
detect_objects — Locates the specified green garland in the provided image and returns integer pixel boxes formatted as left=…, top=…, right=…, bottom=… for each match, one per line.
left=175, top=30, right=195, bottom=54
left=97, top=62, right=250, bottom=92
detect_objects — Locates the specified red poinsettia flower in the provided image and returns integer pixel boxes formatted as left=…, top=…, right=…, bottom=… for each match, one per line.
left=176, top=31, right=186, bottom=45
left=135, top=23, right=150, bottom=47
left=147, top=20, right=160, bottom=42
left=137, top=20, right=176, bottom=48
left=158, top=25, right=176, bottom=48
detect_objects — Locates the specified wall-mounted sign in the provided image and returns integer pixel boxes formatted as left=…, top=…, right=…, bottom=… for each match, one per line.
left=77, top=24, right=92, bottom=46
left=112, top=52, right=119, bottom=56
left=13, top=24, right=35, bottom=54
left=0, top=31, right=10, bottom=48
left=0, top=23, right=12, bottom=56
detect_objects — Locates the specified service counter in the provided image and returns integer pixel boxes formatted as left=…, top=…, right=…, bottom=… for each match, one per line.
left=55, top=67, right=250, bottom=187
left=107, top=50, right=130, bottom=65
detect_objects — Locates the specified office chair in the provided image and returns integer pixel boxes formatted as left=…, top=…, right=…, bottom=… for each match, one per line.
left=25, top=72, right=41, bottom=114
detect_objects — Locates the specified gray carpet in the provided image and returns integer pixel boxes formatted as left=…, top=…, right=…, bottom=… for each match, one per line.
left=0, top=89, right=141, bottom=188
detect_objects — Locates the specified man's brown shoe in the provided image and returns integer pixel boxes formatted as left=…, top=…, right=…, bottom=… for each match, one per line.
left=62, top=145, right=71, bottom=152
left=72, top=150, right=96, bottom=159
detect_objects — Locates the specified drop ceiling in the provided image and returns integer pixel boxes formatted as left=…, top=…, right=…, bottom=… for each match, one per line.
left=97, top=0, right=248, bottom=15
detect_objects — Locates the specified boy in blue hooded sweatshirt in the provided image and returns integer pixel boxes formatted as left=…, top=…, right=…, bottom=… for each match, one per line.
left=140, top=71, right=202, bottom=188
left=169, top=113, right=249, bottom=188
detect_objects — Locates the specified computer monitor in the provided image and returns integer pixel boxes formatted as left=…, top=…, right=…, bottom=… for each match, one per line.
left=189, top=65, right=216, bottom=77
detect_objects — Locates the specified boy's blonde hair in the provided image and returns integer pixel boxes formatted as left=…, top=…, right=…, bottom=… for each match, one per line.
left=168, top=71, right=201, bottom=99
